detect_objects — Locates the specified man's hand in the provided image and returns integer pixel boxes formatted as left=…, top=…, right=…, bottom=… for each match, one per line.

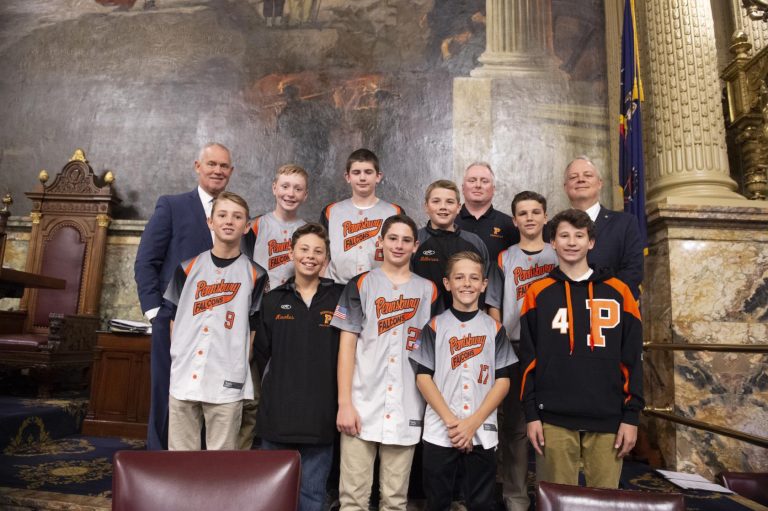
left=527, top=420, right=545, bottom=455
left=615, top=423, right=637, bottom=458
left=336, top=402, right=361, bottom=437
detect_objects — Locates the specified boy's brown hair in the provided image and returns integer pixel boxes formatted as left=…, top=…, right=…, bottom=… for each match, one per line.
left=291, top=222, right=330, bottom=254
left=345, top=149, right=380, bottom=174
left=212, top=191, right=249, bottom=219
left=445, top=250, right=485, bottom=277
left=511, top=191, right=547, bottom=215
left=424, top=179, right=460, bottom=203
left=550, top=208, right=595, bottom=239
left=381, top=214, right=418, bottom=239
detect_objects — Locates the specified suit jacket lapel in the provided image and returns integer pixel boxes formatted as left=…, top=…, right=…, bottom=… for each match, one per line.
left=188, top=189, right=212, bottom=248
left=594, top=205, right=611, bottom=238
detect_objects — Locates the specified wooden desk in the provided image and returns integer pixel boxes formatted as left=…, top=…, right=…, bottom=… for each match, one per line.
left=82, top=331, right=151, bottom=439
left=0, top=266, right=66, bottom=298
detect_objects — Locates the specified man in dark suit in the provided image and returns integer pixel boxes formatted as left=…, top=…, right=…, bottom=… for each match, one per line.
left=563, top=156, right=643, bottom=298
left=134, top=142, right=234, bottom=450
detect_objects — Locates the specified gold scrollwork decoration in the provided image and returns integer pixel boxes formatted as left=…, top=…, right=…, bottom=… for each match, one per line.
left=69, top=148, right=88, bottom=163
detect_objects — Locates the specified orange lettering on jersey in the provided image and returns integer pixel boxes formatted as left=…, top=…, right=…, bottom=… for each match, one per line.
left=268, top=239, right=291, bottom=256
left=269, top=253, right=291, bottom=270
left=342, top=218, right=383, bottom=251
left=512, top=263, right=557, bottom=286
left=449, top=333, right=486, bottom=369
left=192, top=279, right=241, bottom=315
left=374, top=294, right=421, bottom=335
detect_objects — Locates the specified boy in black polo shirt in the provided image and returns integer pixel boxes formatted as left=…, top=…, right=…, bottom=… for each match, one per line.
left=255, top=222, right=344, bottom=511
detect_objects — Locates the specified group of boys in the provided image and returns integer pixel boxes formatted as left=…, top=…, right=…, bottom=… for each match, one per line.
left=136, top=145, right=644, bottom=511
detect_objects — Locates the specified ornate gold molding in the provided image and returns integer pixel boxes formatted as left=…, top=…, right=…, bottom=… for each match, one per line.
left=69, top=148, right=88, bottom=163
left=30, top=212, right=42, bottom=225
left=96, top=214, right=111, bottom=229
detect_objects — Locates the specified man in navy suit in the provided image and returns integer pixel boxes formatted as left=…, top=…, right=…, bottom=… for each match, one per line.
left=134, top=142, right=234, bottom=450
left=563, top=156, right=643, bottom=298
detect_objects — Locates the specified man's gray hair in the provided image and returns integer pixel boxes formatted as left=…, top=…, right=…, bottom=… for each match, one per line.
left=564, top=155, right=601, bottom=181
left=464, top=161, right=495, bottom=178
left=198, top=142, right=232, bottom=163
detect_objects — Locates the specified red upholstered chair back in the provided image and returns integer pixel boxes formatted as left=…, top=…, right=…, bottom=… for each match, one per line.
left=112, top=450, right=301, bottom=511
left=719, top=472, right=768, bottom=506
left=32, top=224, right=85, bottom=327
left=536, top=481, right=685, bottom=511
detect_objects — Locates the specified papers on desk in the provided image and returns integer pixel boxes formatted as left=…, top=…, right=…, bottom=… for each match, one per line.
left=109, top=319, right=151, bottom=334
left=656, top=470, right=734, bottom=493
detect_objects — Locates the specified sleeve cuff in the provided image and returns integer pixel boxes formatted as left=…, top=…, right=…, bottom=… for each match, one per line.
left=622, top=409, right=640, bottom=426
left=144, top=307, right=160, bottom=321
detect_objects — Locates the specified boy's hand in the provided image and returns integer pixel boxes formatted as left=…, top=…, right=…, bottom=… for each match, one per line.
left=336, top=402, right=361, bottom=436
left=527, top=420, right=545, bottom=455
left=448, top=417, right=480, bottom=452
left=615, top=423, right=637, bottom=458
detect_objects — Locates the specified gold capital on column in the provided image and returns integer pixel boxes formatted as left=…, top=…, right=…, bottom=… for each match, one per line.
left=640, top=0, right=743, bottom=204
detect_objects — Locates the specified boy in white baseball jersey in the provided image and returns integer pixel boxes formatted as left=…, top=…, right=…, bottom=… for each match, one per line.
left=243, top=164, right=308, bottom=287
left=410, top=251, right=516, bottom=511
left=486, top=191, right=557, bottom=511
left=320, top=149, right=405, bottom=284
left=239, top=164, right=308, bottom=449
left=332, top=214, right=439, bottom=511
left=164, top=192, right=269, bottom=451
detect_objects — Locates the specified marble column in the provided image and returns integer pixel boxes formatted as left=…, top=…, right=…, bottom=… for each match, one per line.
left=640, top=0, right=743, bottom=204
left=471, top=0, right=562, bottom=78
left=637, top=0, right=768, bottom=479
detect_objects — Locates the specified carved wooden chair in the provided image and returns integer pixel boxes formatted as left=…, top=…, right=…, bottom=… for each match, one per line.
left=0, top=150, right=119, bottom=396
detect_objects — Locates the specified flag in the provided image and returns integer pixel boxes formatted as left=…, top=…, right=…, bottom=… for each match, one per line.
left=619, top=0, right=648, bottom=255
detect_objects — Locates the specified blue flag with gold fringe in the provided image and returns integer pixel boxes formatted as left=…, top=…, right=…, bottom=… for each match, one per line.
left=619, top=0, right=647, bottom=254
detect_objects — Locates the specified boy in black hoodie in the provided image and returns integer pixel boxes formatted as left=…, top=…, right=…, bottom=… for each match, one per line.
left=519, top=208, right=643, bottom=489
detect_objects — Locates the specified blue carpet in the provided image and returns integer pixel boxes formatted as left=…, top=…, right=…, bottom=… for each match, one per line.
left=0, top=395, right=87, bottom=450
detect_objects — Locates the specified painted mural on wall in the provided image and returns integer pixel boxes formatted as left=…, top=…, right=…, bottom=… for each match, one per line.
left=0, top=0, right=607, bottom=221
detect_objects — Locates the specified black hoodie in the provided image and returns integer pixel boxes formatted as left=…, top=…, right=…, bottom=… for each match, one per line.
left=518, top=266, right=644, bottom=433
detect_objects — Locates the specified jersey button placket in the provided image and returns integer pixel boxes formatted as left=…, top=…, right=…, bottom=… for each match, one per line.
left=383, top=340, right=399, bottom=442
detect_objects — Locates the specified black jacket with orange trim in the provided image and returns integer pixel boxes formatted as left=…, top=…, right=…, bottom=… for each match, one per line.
left=518, top=266, right=644, bottom=433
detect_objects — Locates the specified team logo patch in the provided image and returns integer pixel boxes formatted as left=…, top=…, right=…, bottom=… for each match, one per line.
left=281, top=304, right=292, bottom=310
left=408, top=419, right=424, bottom=427
left=223, top=380, right=244, bottom=389
left=449, top=333, right=486, bottom=369
left=374, top=295, right=421, bottom=335
left=342, top=218, right=383, bottom=251
left=320, top=310, right=334, bottom=326
left=491, top=227, right=503, bottom=238
left=193, top=280, right=241, bottom=315
left=422, top=250, right=436, bottom=256
left=482, top=423, right=497, bottom=432
left=275, top=313, right=295, bottom=320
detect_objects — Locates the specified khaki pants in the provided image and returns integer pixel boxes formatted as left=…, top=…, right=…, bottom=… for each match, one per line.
left=339, top=434, right=415, bottom=511
left=535, top=422, right=623, bottom=489
left=168, top=396, right=242, bottom=451
left=236, top=361, right=261, bottom=450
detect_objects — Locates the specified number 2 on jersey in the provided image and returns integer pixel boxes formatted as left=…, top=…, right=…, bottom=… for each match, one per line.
left=224, top=311, right=235, bottom=330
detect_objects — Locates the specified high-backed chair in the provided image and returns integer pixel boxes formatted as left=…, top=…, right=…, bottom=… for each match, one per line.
left=536, top=481, right=685, bottom=511
left=0, top=149, right=119, bottom=396
left=719, top=471, right=768, bottom=506
left=112, top=450, right=301, bottom=511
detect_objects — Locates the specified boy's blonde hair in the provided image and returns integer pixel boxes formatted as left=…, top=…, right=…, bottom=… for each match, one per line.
left=212, top=191, right=249, bottom=219
left=425, top=179, right=460, bottom=203
left=274, top=164, right=309, bottom=185
left=445, top=250, right=485, bottom=277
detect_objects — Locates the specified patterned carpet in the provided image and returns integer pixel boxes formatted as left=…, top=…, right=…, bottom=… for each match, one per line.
left=0, top=395, right=144, bottom=499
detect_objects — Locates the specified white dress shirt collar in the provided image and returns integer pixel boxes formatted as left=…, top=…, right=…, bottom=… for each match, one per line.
left=585, top=202, right=601, bottom=222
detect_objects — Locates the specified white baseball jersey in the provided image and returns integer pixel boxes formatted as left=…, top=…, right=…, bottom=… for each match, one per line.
left=320, top=198, right=403, bottom=284
left=245, top=212, right=306, bottom=288
left=331, top=268, right=439, bottom=445
left=409, top=309, right=517, bottom=449
left=486, top=245, right=557, bottom=340
left=164, top=251, right=268, bottom=404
